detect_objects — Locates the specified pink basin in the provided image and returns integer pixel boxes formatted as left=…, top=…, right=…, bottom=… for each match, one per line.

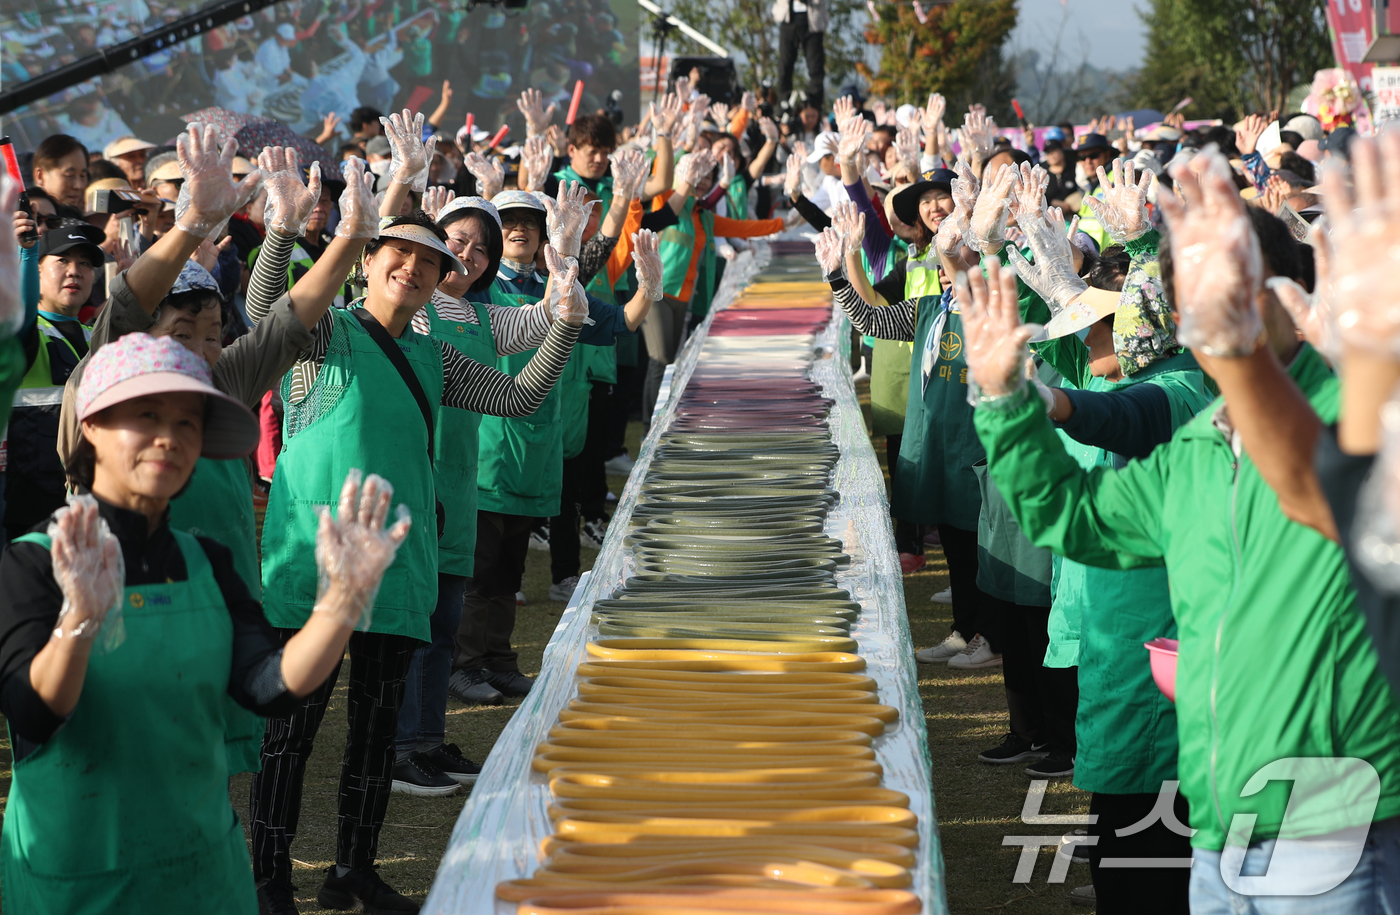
left=1144, top=638, right=1179, bottom=703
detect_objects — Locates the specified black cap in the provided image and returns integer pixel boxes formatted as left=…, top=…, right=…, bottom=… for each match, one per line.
left=892, top=168, right=956, bottom=228
left=1074, top=132, right=1110, bottom=152
left=38, top=223, right=106, bottom=265
left=1320, top=127, right=1357, bottom=158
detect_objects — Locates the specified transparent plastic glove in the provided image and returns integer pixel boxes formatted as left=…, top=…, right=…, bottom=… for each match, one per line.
left=832, top=201, right=865, bottom=249
left=1158, top=147, right=1264, bottom=356
left=1356, top=382, right=1400, bottom=590
left=718, top=152, right=736, bottom=189
left=833, top=96, right=858, bottom=128
left=47, top=494, right=125, bottom=650
left=962, top=109, right=997, bottom=174
left=517, top=88, right=557, bottom=138
left=1320, top=133, right=1400, bottom=357
left=784, top=148, right=805, bottom=199
left=837, top=114, right=871, bottom=167
left=951, top=157, right=980, bottom=217
left=815, top=227, right=846, bottom=279
left=650, top=93, right=684, bottom=139
left=543, top=180, right=597, bottom=258
left=463, top=152, right=504, bottom=201
left=674, top=149, right=715, bottom=193
left=521, top=135, right=552, bottom=193
left=689, top=93, right=711, bottom=123
left=259, top=147, right=322, bottom=237
left=609, top=148, right=649, bottom=201
left=421, top=185, right=456, bottom=222
left=381, top=109, right=433, bottom=191
left=710, top=102, right=731, bottom=129
left=958, top=260, right=1040, bottom=402
left=1007, top=203, right=1088, bottom=312
left=895, top=127, right=920, bottom=179
left=632, top=228, right=664, bottom=301
left=924, top=93, right=946, bottom=133
left=543, top=244, right=588, bottom=325
left=1031, top=374, right=1057, bottom=415
left=175, top=123, right=262, bottom=238
left=935, top=204, right=967, bottom=257
left=1084, top=158, right=1154, bottom=243
left=334, top=157, right=380, bottom=240
left=0, top=176, right=21, bottom=336
left=759, top=117, right=780, bottom=144
left=968, top=159, right=1017, bottom=254
left=742, top=90, right=759, bottom=114
left=312, top=469, right=412, bottom=630
left=1009, top=162, right=1048, bottom=229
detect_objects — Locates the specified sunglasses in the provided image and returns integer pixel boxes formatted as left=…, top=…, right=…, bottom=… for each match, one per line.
left=36, top=215, right=63, bottom=229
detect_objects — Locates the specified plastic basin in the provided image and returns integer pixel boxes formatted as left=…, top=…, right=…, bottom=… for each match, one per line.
left=1144, top=638, right=1179, bottom=703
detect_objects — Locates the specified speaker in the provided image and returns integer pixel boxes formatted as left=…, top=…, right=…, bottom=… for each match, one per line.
left=667, top=56, right=740, bottom=106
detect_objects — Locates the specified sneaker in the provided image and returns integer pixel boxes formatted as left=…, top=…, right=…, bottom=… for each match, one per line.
left=1070, top=884, right=1096, bottom=906
left=899, top=552, right=926, bottom=574
left=851, top=364, right=870, bottom=382
left=257, top=880, right=299, bottom=915
left=580, top=517, right=608, bottom=549
left=483, top=668, right=533, bottom=697
left=930, top=586, right=954, bottom=604
left=978, top=733, right=1049, bottom=765
left=390, top=754, right=461, bottom=797
left=549, top=575, right=581, bottom=602
left=948, top=634, right=1003, bottom=669
left=1026, top=753, right=1075, bottom=778
left=528, top=522, right=550, bottom=551
left=923, top=529, right=942, bottom=546
left=448, top=669, right=504, bottom=706
left=606, top=490, right=618, bottom=503
left=317, top=865, right=419, bottom=914
left=915, top=630, right=966, bottom=664
left=516, top=591, right=527, bottom=606
left=420, top=743, right=482, bottom=785
left=1066, top=829, right=1093, bottom=863
left=604, top=452, right=636, bottom=474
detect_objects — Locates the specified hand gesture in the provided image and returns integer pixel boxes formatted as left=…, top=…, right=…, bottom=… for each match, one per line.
left=1006, top=204, right=1088, bottom=312
left=609, top=147, right=649, bottom=201
left=651, top=93, right=684, bottom=138
left=831, top=200, right=865, bottom=249
left=951, top=156, right=980, bottom=218
left=962, top=108, right=996, bottom=174
left=959, top=258, right=1039, bottom=400
left=674, top=149, right=715, bottom=193
left=312, top=469, right=412, bottom=629
left=259, top=147, right=322, bottom=237
left=710, top=101, right=731, bottom=129
left=334, top=157, right=380, bottom=239
left=517, top=87, right=557, bottom=137
left=1269, top=229, right=1340, bottom=362
left=718, top=151, right=736, bottom=188
left=968, top=158, right=1017, bottom=254
left=814, top=226, right=845, bottom=277
left=422, top=185, right=456, bottom=222
left=543, top=179, right=597, bottom=257
left=1009, top=162, right=1048, bottom=229
left=1157, top=147, right=1264, bottom=356
left=48, top=495, right=124, bottom=641
left=1084, top=157, right=1154, bottom=242
left=1257, top=173, right=1290, bottom=215
left=380, top=109, right=432, bottom=190
left=0, top=178, right=23, bottom=334
left=317, top=110, right=342, bottom=144
left=543, top=244, right=587, bottom=325
left=632, top=228, right=664, bottom=301
left=895, top=127, right=920, bottom=179
left=759, top=116, right=780, bottom=144
left=673, top=76, right=691, bottom=102
left=784, top=149, right=805, bottom=199
left=934, top=203, right=966, bottom=257
left=924, top=93, right=946, bottom=132
left=1234, top=113, right=1268, bottom=156
left=741, top=91, right=758, bottom=114
left=837, top=114, right=871, bottom=167
left=175, top=123, right=263, bottom=238
left=521, top=135, right=552, bottom=193
left=833, top=95, right=858, bottom=128
left=463, top=152, right=504, bottom=200
left=689, top=93, right=711, bottom=123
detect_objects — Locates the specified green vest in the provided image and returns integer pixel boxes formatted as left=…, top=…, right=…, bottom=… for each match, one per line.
left=583, top=271, right=619, bottom=385
left=262, top=308, right=442, bottom=641
left=869, top=244, right=933, bottom=437
left=425, top=295, right=496, bottom=576
left=725, top=174, right=749, bottom=220
left=9, top=316, right=91, bottom=533
left=656, top=196, right=714, bottom=304
left=2, top=531, right=258, bottom=915
left=1076, top=197, right=1112, bottom=253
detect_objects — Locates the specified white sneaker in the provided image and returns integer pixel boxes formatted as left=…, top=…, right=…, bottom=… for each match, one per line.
left=528, top=522, right=550, bottom=551
left=549, top=575, right=580, bottom=602
left=851, top=365, right=870, bottom=382
left=604, top=452, right=636, bottom=474
left=930, top=587, right=954, bottom=604
left=915, top=630, right=966, bottom=664
left=948, top=634, right=1003, bottom=669
left=580, top=517, right=607, bottom=549
left=515, top=591, right=527, bottom=606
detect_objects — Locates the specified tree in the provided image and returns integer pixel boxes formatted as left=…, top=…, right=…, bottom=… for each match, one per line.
left=858, top=0, right=1019, bottom=120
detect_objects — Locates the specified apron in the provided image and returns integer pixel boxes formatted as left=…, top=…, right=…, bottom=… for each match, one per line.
left=865, top=243, right=919, bottom=438
left=426, top=296, right=497, bottom=577
left=170, top=455, right=265, bottom=775
left=262, top=307, right=441, bottom=641
left=554, top=271, right=620, bottom=461
left=2, top=530, right=257, bottom=915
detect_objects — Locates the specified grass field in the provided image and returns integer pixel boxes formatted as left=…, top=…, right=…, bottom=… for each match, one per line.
left=0, top=381, right=1095, bottom=913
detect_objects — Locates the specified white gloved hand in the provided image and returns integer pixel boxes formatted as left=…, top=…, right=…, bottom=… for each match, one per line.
left=463, top=152, right=504, bottom=200
left=710, top=102, right=732, bottom=129
left=674, top=149, right=715, bottom=193
left=759, top=116, right=781, bottom=144
left=833, top=95, right=859, bottom=128
left=1009, top=162, right=1049, bottom=230
left=521, top=135, right=552, bottom=193
left=1084, top=158, right=1154, bottom=243
left=48, top=495, right=125, bottom=646
left=259, top=147, right=322, bottom=237
left=958, top=259, right=1041, bottom=402
left=837, top=114, right=871, bottom=167
left=175, top=123, right=263, bottom=238
left=962, top=107, right=997, bottom=174
left=832, top=200, right=865, bottom=249
left=609, top=148, right=649, bottom=201
left=895, top=127, right=921, bottom=180
left=924, top=93, right=946, bottom=132
left=784, top=146, right=806, bottom=199
left=312, top=469, right=412, bottom=630
left=543, top=180, right=597, bottom=258
left=1006, top=204, right=1088, bottom=312
left=815, top=226, right=846, bottom=278
left=421, top=185, right=456, bottom=222
left=718, top=151, right=736, bottom=189
left=334, top=157, right=380, bottom=240
left=543, top=244, right=588, bottom=325
left=632, top=228, right=664, bottom=301
left=380, top=109, right=433, bottom=191
left=517, top=88, right=557, bottom=138
left=968, top=159, right=1017, bottom=254
left=0, top=176, right=22, bottom=336
left=650, top=93, right=684, bottom=139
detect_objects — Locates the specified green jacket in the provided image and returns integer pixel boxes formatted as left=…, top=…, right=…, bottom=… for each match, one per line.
left=974, top=344, right=1400, bottom=849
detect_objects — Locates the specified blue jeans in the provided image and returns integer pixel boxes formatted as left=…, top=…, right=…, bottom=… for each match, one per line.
left=395, top=573, right=468, bottom=759
left=1190, top=816, right=1400, bottom=915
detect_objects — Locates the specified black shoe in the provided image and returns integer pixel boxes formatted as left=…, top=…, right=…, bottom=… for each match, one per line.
left=978, top=733, right=1049, bottom=765
left=390, top=754, right=461, bottom=797
left=1025, top=753, right=1075, bottom=778
left=317, top=866, right=419, bottom=914
left=483, top=668, right=533, bottom=697
left=257, top=880, right=299, bottom=915
left=447, top=668, right=504, bottom=705
left=421, top=742, right=482, bottom=785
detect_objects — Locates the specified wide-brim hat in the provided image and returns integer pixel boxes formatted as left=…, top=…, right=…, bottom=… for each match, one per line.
left=376, top=223, right=468, bottom=275
left=1034, top=286, right=1122, bottom=341
left=892, top=168, right=955, bottom=228
left=103, top=135, right=157, bottom=160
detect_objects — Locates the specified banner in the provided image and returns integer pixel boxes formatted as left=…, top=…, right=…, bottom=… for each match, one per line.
left=1374, top=66, right=1400, bottom=124
left=1323, top=0, right=1377, bottom=93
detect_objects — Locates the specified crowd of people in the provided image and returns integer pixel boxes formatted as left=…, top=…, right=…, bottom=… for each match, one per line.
left=0, top=58, right=1396, bottom=915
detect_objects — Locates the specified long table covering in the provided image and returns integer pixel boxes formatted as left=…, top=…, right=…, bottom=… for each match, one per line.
left=421, top=244, right=949, bottom=915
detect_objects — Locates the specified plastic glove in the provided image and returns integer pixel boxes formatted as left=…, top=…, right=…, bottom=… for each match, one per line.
left=610, top=148, right=649, bottom=201
left=463, top=152, right=504, bottom=200
left=784, top=146, right=806, bottom=199
left=924, top=93, right=946, bottom=132
left=674, top=149, right=715, bottom=193
left=334, top=157, right=380, bottom=240
left=632, top=228, right=664, bottom=301
left=517, top=88, right=557, bottom=137
left=312, top=469, right=412, bottom=630
left=259, top=147, right=323, bottom=237
left=1009, top=162, right=1048, bottom=229
left=543, top=244, right=588, bottom=325
left=175, top=123, right=262, bottom=238
left=421, top=185, right=456, bottom=222
left=1158, top=147, right=1264, bottom=356
left=521, top=135, right=552, bottom=193
left=1355, top=384, right=1400, bottom=590
left=961, top=109, right=997, bottom=174
left=951, top=157, right=980, bottom=219
left=895, top=127, right=920, bottom=179
left=381, top=109, right=432, bottom=191
left=710, top=102, right=731, bottom=129
left=718, top=152, right=736, bottom=189
left=968, top=159, right=1017, bottom=254
left=833, top=96, right=859, bottom=128
left=958, top=259, right=1040, bottom=402
left=832, top=200, right=865, bottom=249
left=650, top=93, right=684, bottom=139
left=1084, top=158, right=1154, bottom=243
left=47, top=494, right=125, bottom=647
left=0, top=176, right=21, bottom=336
left=1006, top=214, right=1089, bottom=313
left=1031, top=374, right=1057, bottom=415
left=689, top=93, right=711, bottom=123
left=543, top=180, right=597, bottom=258
left=742, top=90, right=759, bottom=114
left=934, top=204, right=967, bottom=257
left=759, top=117, right=780, bottom=143
left=837, top=114, right=871, bottom=167
left=814, top=227, right=846, bottom=279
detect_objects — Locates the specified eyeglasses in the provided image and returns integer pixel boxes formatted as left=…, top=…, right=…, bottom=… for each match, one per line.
left=36, top=215, right=63, bottom=230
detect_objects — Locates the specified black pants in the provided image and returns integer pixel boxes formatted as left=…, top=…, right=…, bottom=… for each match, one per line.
left=454, top=510, right=532, bottom=673
left=1041, top=664, right=1079, bottom=758
left=990, top=596, right=1055, bottom=747
left=777, top=11, right=825, bottom=110
left=1088, top=790, right=1192, bottom=913
left=249, top=629, right=419, bottom=886
left=551, top=382, right=612, bottom=582
left=887, top=435, right=922, bottom=555
left=606, top=362, right=642, bottom=457
left=936, top=523, right=997, bottom=648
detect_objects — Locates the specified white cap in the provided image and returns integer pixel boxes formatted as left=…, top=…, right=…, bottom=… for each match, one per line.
left=807, top=132, right=840, bottom=163
left=895, top=104, right=919, bottom=128
left=276, top=23, right=296, bottom=40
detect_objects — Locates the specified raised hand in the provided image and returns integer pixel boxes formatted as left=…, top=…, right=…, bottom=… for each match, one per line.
left=517, top=87, right=557, bottom=137
left=959, top=258, right=1039, bottom=400
left=1006, top=203, right=1089, bottom=313
left=784, top=149, right=805, bottom=199
left=814, top=226, right=845, bottom=277
left=924, top=93, right=946, bottom=133
left=651, top=93, right=684, bottom=139
left=962, top=108, right=997, bottom=175
left=334, top=157, right=380, bottom=240
left=1009, top=161, right=1048, bottom=228
left=463, top=152, right=504, bottom=200
left=895, top=127, right=920, bottom=180
left=312, top=470, right=412, bottom=630
left=259, top=147, right=322, bottom=237
left=521, top=135, right=552, bottom=193
left=48, top=495, right=124, bottom=641
left=1234, top=113, right=1268, bottom=157
left=968, top=158, right=1017, bottom=254
left=710, top=102, right=732, bottom=129
left=543, top=244, right=587, bottom=325
left=0, top=177, right=21, bottom=335
left=175, top=122, right=263, bottom=238
left=674, top=149, right=715, bottom=193
left=833, top=95, right=858, bottom=128
left=1084, top=157, right=1154, bottom=242
left=421, top=185, right=456, bottom=221
left=380, top=109, right=432, bottom=190
left=831, top=200, right=865, bottom=249
left=632, top=228, right=664, bottom=301
left=718, top=151, right=736, bottom=188
left=759, top=116, right=781, bottom=144
left=741, top=90, right=759, bottom=114
left=951, top=156, right=980, bottom=217
left=543, top=180, right=597, bottom=258
left=837, top=113, right=872, bottom=168
left=609, top=147, right=649, bottom=201
left=1157, top=147, right=1264, bottom=356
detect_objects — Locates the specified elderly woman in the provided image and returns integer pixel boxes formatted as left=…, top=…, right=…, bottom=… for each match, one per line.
left=0, top=332, right=408, bottom=915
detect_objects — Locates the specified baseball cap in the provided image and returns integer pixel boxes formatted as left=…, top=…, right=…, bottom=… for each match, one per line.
left=169, top=260, right=221, bottom=296
left=1043, top=127, right=1066, bottom=142
left=77, top=333, right=258, bottom=459
left=38, top=223, right=106, bottom=265
left=365, top=136, right=392, bottom=158
left=1283, top=115, right=1324, bottom=142
left=1320, top=127, right=1358, bottom=158
left=276, top=23, right=296, bottom=40
left=376, top=223, right=467, bottom=275
left=103, top=135, right=157, bottom=160
left=1074, top=133, right=1111, bottom=152
left=807, top=132, right=840, bottom=163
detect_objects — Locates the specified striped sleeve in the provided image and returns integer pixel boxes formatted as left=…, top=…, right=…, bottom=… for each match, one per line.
left=246, top=231, right=298, bottom=327
left=439, top=319, right=580, bottom=417
left=831, top=278, right=917, bottom=341
left=487, top=300, right=553, bottom=356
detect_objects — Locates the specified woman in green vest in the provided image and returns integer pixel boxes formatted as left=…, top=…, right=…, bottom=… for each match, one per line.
left=0, top=331, right=409, bottom=915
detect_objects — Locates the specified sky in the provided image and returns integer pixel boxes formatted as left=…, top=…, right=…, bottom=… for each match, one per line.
left=1010, top=0, right=1149, bottom=73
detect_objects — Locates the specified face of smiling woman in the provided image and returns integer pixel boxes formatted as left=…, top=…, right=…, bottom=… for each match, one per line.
left=500, top=212, right=541, bottom=263
left=363, top=237, right=444, bottom=321
left=83, top=392, right=205, bottom=513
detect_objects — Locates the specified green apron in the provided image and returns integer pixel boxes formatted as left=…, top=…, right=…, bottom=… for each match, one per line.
left=477, top=281, right=565, bottom=518
left=262, top=307, right=441, bottom=641
left=2, top=530, right=258, bottom=915
left=170, top=456, right=265, bottom=775
left=555, top=272, right=621, bottom=461
left=656, top=196, right=713, bottom=305
left=870, top=245, right=935, bottom=437
left=425, top=296, right=496, bottom=577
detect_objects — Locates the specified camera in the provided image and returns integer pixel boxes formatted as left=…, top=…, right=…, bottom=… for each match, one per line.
left=89, top=188, right=149, bottom=215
